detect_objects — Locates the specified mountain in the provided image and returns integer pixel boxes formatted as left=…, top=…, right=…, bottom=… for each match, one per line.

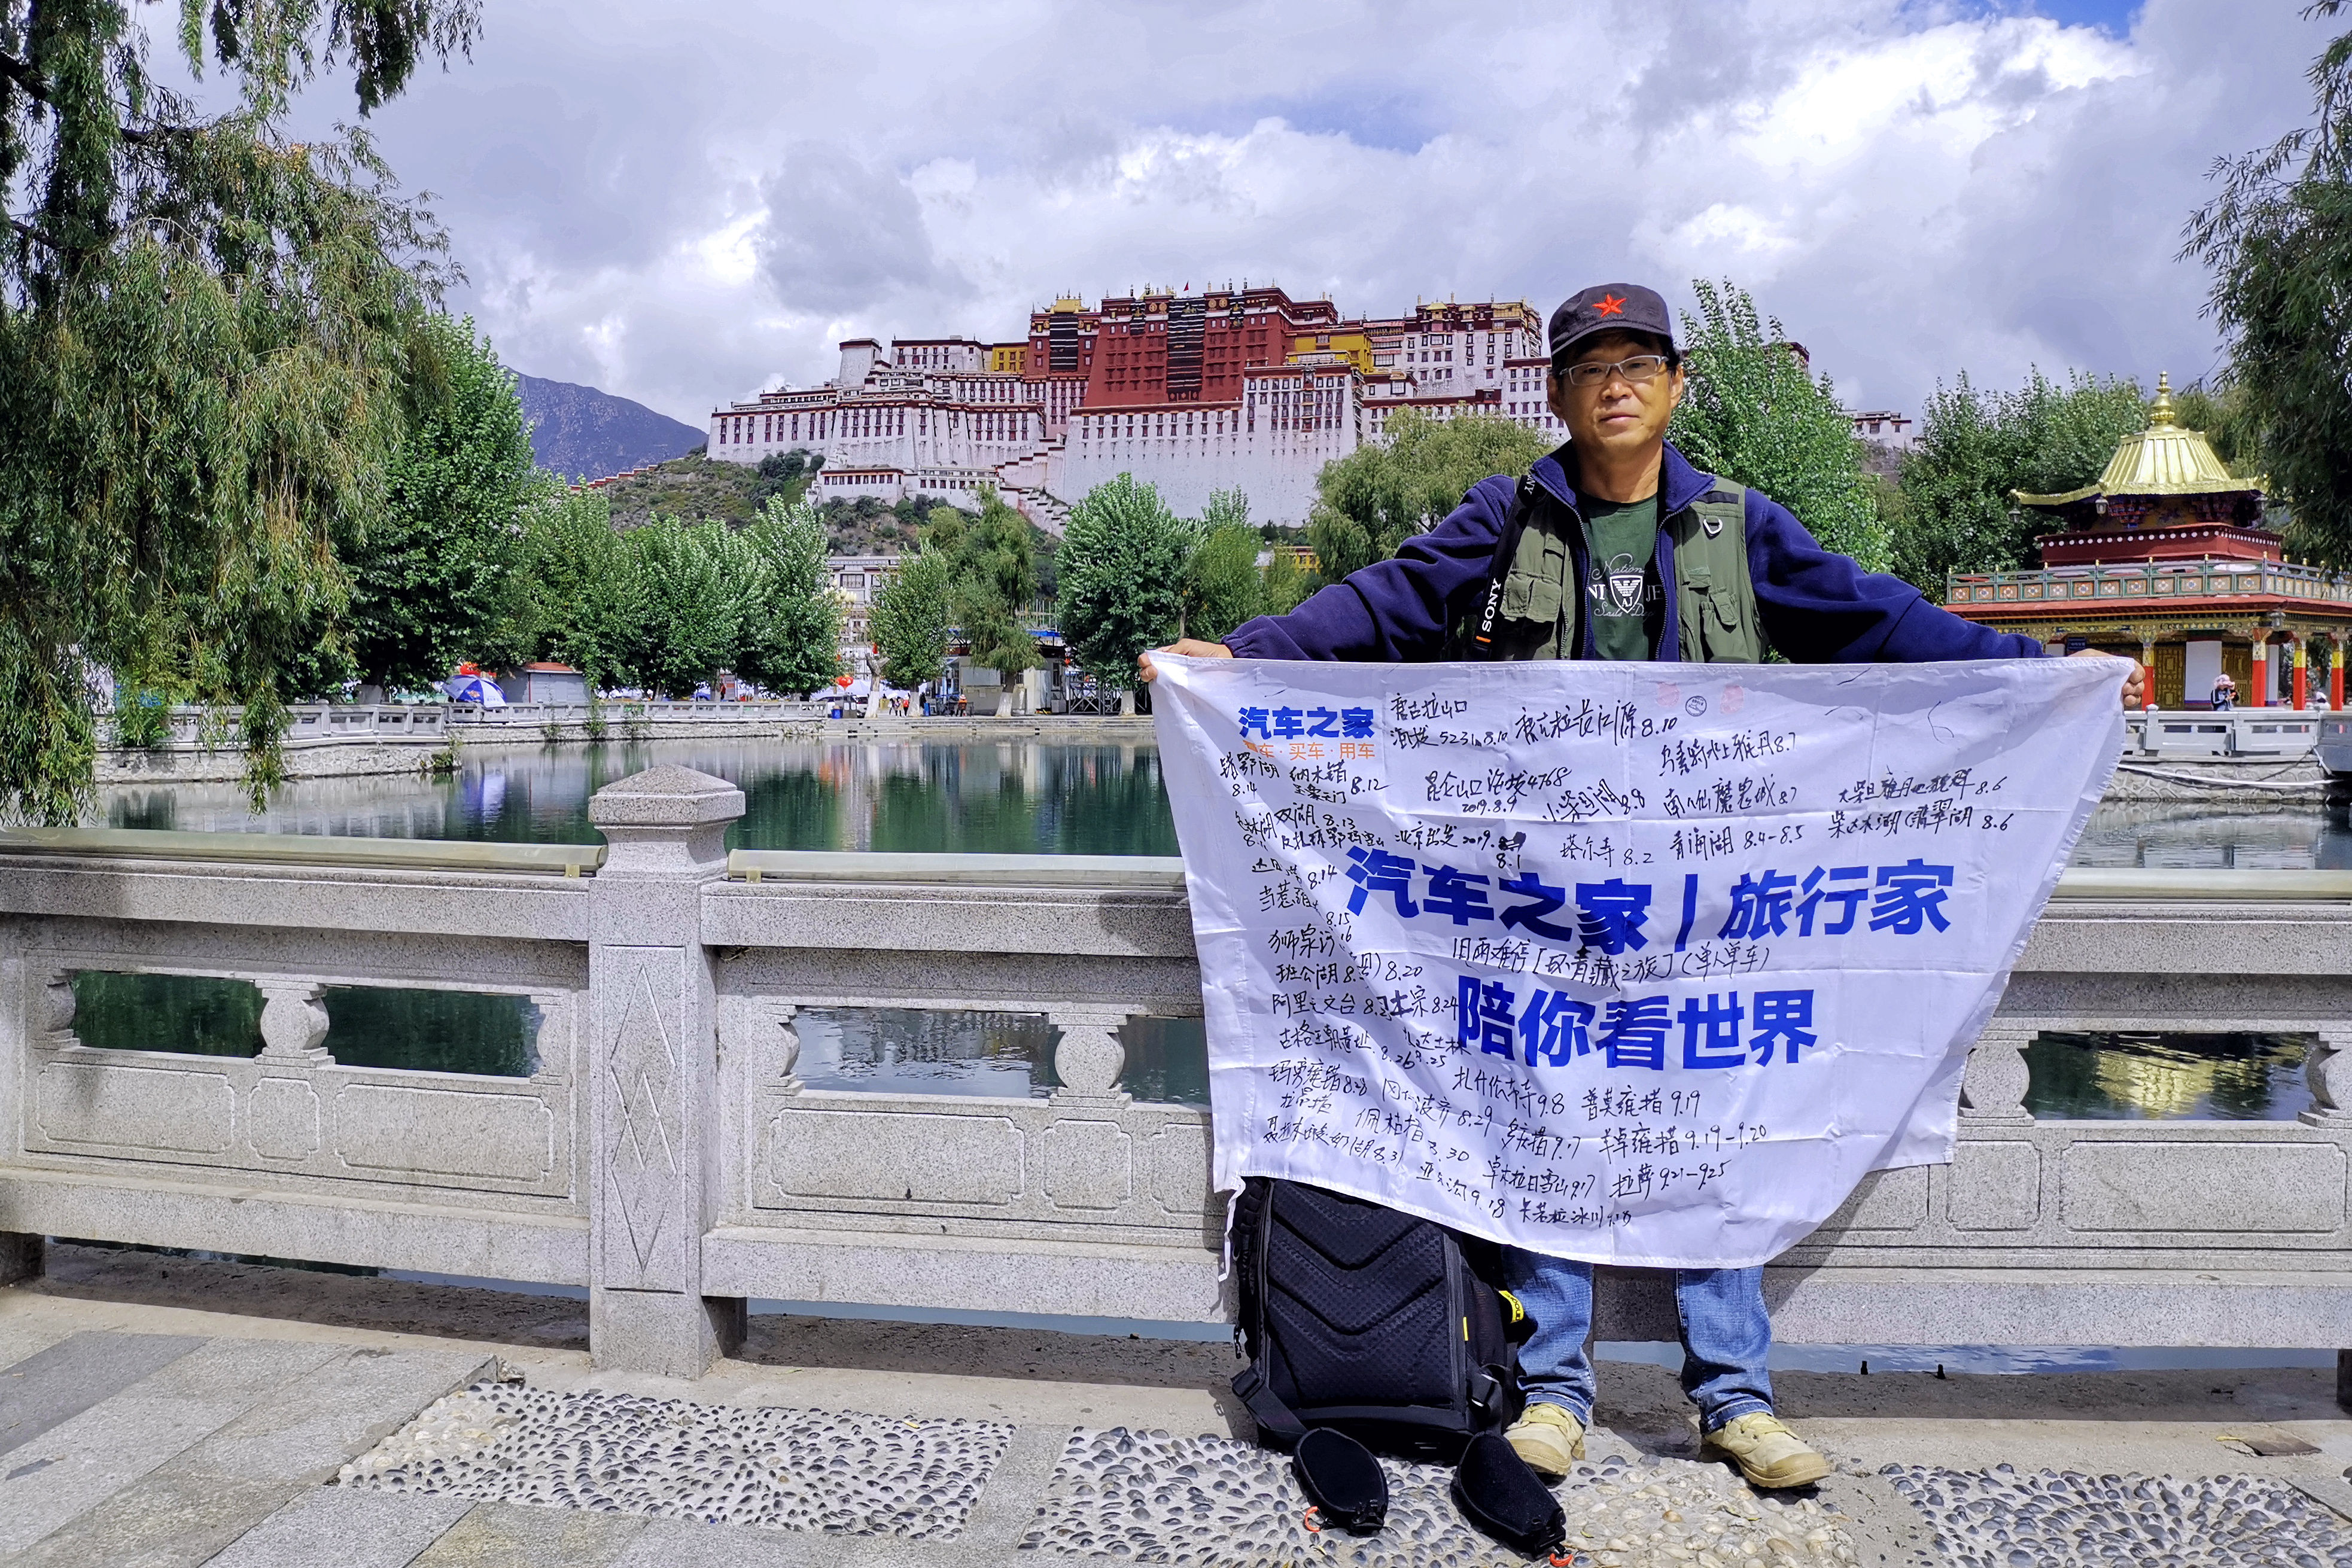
left=514, top=373, right=705, bottom=481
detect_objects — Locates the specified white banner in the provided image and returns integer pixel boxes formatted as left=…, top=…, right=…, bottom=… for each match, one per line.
left=1152, top=655, right=2123, bottom=1268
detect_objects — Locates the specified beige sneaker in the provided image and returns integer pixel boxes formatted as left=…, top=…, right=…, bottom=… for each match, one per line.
left=1700, top=1412, right=1831, bottom=1488
left=1503, top=1402, right=1586, bottom=1479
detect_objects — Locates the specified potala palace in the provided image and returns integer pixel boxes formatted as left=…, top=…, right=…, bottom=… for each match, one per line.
left=705, top=286, right=1570, bottom=528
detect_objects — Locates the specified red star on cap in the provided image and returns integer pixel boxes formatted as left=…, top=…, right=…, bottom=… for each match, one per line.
left=1593, top=293, right=1627, bottom=317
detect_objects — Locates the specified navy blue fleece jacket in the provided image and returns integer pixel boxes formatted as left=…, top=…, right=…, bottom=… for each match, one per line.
left=1224, top=442, right=2047, bottom=665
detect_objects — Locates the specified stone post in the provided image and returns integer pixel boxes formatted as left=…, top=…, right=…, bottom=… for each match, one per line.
left=586, top=765, right=746, bottom=1377
left=1959, top=1024, right=2035, bottom=1124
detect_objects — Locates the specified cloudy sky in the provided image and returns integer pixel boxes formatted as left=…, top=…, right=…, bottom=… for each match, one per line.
left=257, top=0, right=2324, bottom=426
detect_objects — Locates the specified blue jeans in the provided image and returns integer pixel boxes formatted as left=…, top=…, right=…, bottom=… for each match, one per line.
left=1502, top=1249, right=1774, bottom=1433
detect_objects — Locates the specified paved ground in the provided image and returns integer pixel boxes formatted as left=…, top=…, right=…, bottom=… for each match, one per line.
left=0, top=1243, right=2348, bottom=1565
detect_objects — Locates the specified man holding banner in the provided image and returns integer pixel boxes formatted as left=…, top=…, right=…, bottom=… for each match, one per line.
left=1142, top=282, right=2138, bottom=1490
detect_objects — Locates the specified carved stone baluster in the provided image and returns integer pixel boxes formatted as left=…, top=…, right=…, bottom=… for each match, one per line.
left=1049, top=1007, right=1133, bottom=1108
left=1960, top=1024, right=2035, bottom=1124
left=36, top=971, right=77, bottom=1049
left=2301, top=1027, right=2352, bottom=1126
left=772, top=1004, right=804, bottom=1097
left=255, top=981, right=332, bottom=1065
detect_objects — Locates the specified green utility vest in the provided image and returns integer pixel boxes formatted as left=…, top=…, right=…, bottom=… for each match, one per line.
left=1460, top=476, right=1766, bottom=664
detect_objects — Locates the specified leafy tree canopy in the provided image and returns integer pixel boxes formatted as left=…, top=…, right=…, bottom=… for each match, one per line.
left=1, top=0, right=479, bottom=820
left=2184, top=0, right=2352, bottom=561
left=1306, top=409, right=1549, bottom=583
left=930, top=488, right=1042, bottom=682
left=737, top=495, right=842, bottom=696
left=869, top=547, right=953, bottom=689
left=1057, top=473, right=1191, bottom=687
left=317, top=313, right=537, bottom=697
left=1891, top=370, right=2147, bottom=593
left=1181, top=488, right=1264, bottom=643
left=1669, top=279, right=1889, bottom=574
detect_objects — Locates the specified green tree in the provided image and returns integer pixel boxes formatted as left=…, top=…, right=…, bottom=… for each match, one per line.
left=738, top=495, right=841, bottom=695
left=322, top=313, right=536, bottom=696
left=1182, top=488, right=1264, bottom=642
left=0, top=1, right=479, bottom=820
left=485, top=487, right=644, bottom=689
left=1668, top=279, right=1888, bottom=573
left=1260, top=550, right=1314, bottom=617
left=933, top=488, right=1041, bottom=710
left=621, top=516, right=740, bottom=697
left=1306, top=409, right=1549, bottom=582
left=869, top=549, right=953, bottom=689
left=2184, top=0, right=2352, bottom=561
left=1892, top=370, right=2148, bottom=593
left=1058, top=473, right=1191, bottom=691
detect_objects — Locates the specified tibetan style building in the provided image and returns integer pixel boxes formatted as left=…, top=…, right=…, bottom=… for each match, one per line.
left=1945, top=375, right=2352, bottom=710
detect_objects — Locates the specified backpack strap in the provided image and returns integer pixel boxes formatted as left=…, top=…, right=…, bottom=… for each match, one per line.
left=1231, top=1365, right=1310, bottom=1450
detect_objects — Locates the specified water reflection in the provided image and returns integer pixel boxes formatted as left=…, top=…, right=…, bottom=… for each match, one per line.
left=101, top=739, right=2352, bottom=869
left=2024, top=1032, right=2313, bottom=1121
left=2071, top=803, right=2352, bottom=869
left=101, top=738, right=1178, bottom=855
left=795, top=1008, right=1208, bottom=1106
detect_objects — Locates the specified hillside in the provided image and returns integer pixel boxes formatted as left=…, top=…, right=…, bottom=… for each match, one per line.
left=592, top=454, right=930, bottom=556
left=516, top=374, right=704, bottom=480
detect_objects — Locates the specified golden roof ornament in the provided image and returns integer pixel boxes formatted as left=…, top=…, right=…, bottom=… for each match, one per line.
left=2014, top=370, right=2262, bottom=508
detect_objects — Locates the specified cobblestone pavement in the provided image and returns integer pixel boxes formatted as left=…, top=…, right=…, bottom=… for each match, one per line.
left=4, top=1254, right=2352, bottom=1566
left=1885, top=1462, right=2352, bottom=1568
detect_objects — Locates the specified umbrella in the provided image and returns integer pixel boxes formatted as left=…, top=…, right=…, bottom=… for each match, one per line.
left=443, top=672, right=508, bottom=707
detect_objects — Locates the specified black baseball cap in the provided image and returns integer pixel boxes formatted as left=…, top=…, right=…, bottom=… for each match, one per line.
left=1548, top=284, right=1676, bottom=370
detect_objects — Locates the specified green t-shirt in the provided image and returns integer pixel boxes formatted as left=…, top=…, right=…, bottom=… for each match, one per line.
left=1578, top=491, right=1660, bottom=662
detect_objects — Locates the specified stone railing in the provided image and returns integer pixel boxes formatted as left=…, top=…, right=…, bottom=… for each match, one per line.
left=105, top=703, right=449, bottom=748
left=446, top=699, right=830, bottom=727
left=1947, top=559, right=2352, bottom=608
left=2129, top=710, right=2322, bottom=759
left=1, top=771, right=2347, bottom=1380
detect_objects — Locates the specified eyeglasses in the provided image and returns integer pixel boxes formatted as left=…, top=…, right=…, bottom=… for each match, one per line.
left=1559, top=354, right=1671, bottom=389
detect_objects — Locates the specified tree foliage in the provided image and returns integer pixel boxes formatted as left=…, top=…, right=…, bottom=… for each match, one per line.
left=869, top=547, right=953, bottom=689
left=737, top=495, right=842, bottom=696
left=486, top=494, right=839, bottom=699
left=2183, top=0, right=2352, bottom=561
left=1306, top=409, right=1548, bottom=583
left=486, top=488, right=640, bottom=687
left=1182, top=488, right=1263, bottom=643
left=324, top=313, right=536, bottom=695
left=936, top=488, right=1041, bottom=684
left=1668, top=279, right=1887, bottom=573
left=1890, top=370, right=2148, bottom=593
left=0, top=0, right=479, bottom=821
left=1057, top=473, right=1191, bottom=687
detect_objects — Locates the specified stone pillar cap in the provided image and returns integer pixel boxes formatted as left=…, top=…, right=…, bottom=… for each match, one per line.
left=588, top=765, right=746, bottom=827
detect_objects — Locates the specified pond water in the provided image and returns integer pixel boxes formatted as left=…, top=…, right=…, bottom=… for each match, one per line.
left=96, top=736, right=2352, bottom=868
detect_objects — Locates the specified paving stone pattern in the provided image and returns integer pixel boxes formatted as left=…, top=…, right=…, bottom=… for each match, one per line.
left=339, top=1383, right=1012, bottom=1539
left=1020, top=1427, right=1861, bottom=1566
left=1884, top=1463, right=2352, bottom=1567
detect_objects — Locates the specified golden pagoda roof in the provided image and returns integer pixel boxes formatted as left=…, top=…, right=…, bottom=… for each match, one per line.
left=2014, top=373, right=2266, bottom=508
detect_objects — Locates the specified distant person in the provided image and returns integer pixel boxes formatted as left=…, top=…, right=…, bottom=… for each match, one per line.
left=2211, top=671, right=2236, bottom=710
left=1142, top=281, right=2140, bottom=1490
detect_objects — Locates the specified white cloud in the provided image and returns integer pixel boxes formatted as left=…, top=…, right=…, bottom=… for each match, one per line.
left=281, top=0, right=2323, bottom=424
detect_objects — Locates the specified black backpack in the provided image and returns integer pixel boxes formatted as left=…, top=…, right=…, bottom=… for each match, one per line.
left=1229, top=1177, right=1531, bottom=1463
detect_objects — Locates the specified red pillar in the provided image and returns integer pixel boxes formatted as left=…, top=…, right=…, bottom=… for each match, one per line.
left=2250, top=638, right=2270, bottom=709
left=2295, top=639, right=2310, bottom=711
left=2139, top=641, right=2158, bottom=711
left=2335, top=637, right=2347, bottom=711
